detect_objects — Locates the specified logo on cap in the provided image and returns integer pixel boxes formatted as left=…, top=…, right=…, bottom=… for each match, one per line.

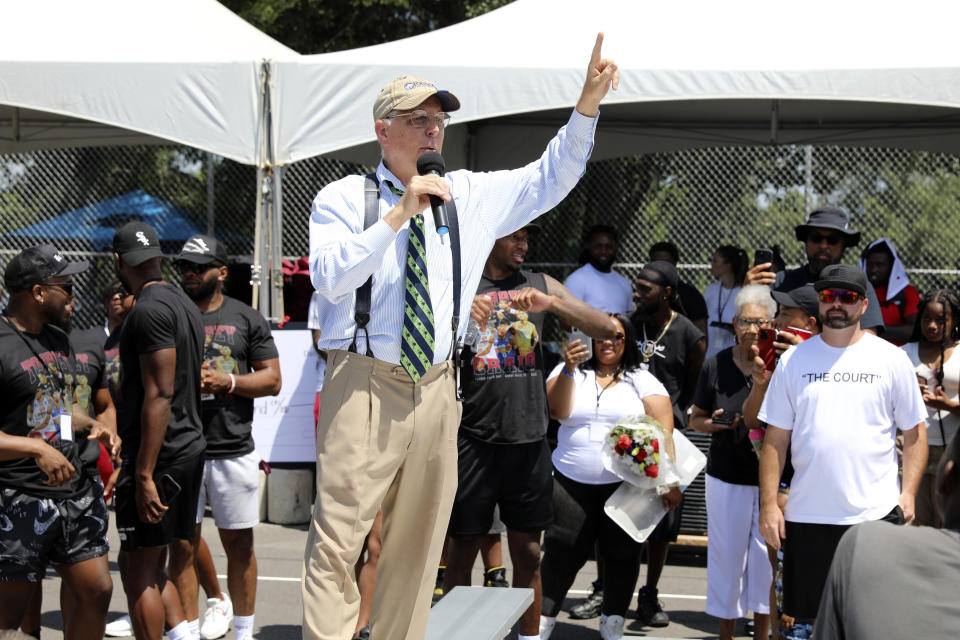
left=184, top=238, right=210, bottom=254
left=135, top=232, right=150, bottom=246
left=53, top=253, right=63, bottom=263
left=404, top=81, right=435, bottom=91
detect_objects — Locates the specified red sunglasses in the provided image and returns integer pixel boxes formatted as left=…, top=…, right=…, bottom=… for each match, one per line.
left=818, top=289, right=863, bottom=304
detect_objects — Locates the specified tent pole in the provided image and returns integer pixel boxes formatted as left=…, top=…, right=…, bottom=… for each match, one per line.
left=206, top=152, right=215, bottom=235
left=271, top=165, right=284, bottom=322
left=251, top=165, right=265, bottom=311
left=804, top=145, right=814, bottom=214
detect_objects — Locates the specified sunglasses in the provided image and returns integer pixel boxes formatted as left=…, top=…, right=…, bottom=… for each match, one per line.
left=598, top=332, right=626, bottom=346
left=176, top=261, right=222, bottom=275
left=42, top=282, right=74, bottom=296
left=808, top=232, right=844, bottom=246
left=818, top=289, right=863, bottom=304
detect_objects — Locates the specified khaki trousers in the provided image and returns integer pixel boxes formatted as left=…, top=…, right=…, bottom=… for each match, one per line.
left=301, top=350, right=460, bottom=640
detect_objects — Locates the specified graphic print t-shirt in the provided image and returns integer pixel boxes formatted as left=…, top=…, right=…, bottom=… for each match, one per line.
left=200, top=296, right=278, bottom=459
left=117, top=283, right=206, bottom=465
left=69, top=326, right=110, bottom=469
left=459, top=270, right=550, bottom=443
left=103, top=326, right=122, bottom=404
left=758, top=333, right=927, bottom=524
left=0, top=319, right=91, bottom=497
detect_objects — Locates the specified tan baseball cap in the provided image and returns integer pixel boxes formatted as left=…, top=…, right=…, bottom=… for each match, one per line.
left=373, top=76, right=461, bottom=120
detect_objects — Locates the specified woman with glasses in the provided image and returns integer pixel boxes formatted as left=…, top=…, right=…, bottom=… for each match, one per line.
left=704, top=245, right=749, bottom=359
left=538, top=314, right=677, bottom=640
left=690, top=285, right=776, bottom=640
left=901, top=289, right=960, bottom=527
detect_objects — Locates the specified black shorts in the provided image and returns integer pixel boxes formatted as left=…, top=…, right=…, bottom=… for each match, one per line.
left=647, top=496, right=683, bottom=543
left=115, top=454, right=205, bottom=551
left=0, top=478, right=109, bottom=582
left=447, top=434, right=553, bottom=538
left=783, top=505, right=902, bottom=619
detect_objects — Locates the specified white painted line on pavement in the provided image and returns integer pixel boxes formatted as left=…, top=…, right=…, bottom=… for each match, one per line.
left=568, top=589, right=706, bottom=600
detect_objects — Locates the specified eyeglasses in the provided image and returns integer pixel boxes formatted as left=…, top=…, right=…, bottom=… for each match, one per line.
left=384, top=110, right=451, bottom=130
left=808, top=232, right=844, bottom=246
left=818, top=289, right=863, bottom=304
left=735, top=318, right=772, bottom=329
left=176, top=261, right=222, bottom=275
left=42, top=282, right=74, bottom=297
left=599, top=332, right=626, bottom=346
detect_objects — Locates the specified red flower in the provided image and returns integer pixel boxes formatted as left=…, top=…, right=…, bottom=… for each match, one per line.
left=652, top=439, right=659, bottom=452
left=644, top=464, right=659, bottom=477
left=617, top=435, right=632, bottom=452
left=636, top=449, right=647, bottom=461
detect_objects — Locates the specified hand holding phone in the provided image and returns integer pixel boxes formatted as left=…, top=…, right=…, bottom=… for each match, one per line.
left=712, top=411, right=736, bottom=426
left=756, top=328, right=778, bottom=371
left=157, top=473, right=182, bottom=506
left=754, top=248, right=774, bottom=267
left=568, top=329, right=593, bottom=362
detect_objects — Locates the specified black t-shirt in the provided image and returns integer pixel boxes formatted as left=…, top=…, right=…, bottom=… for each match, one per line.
left=103, top=326, right=122, bottom=404
left=0, top=318, right=92, bottom=498
left=117, top=283, right=205, bottom=465
left=775, top=265, right=884, bottom=330
left=69, top=326, right=110, bottom=469
left=629, top=311, right=705, bottom=428
left=692, top=347, right=759, bottom=486
left=678, top=279, right=708, bottom=322
left=200, top=296, right=278, bottom=459
left=459, top=270, right=550, bottom=444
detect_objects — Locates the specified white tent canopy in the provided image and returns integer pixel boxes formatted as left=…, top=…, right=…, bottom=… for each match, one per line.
left=0, top=0, right=297, bottom=165
left=273, top=0, right=960, bottom=170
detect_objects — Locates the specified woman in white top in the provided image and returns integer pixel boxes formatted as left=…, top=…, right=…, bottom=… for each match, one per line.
left=538, top=314, right=677, bottom=640
left=704, top=245, right=748, bottom=360
left=901, top=289, right=960, bottom=528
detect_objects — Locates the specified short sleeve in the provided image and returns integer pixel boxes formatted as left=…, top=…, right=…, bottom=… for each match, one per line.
left=757, top=356, right=795, bottom=430
left=563, top=270, right=586, bottom=301
left=692, top=356, right=717, bottom=411
left=902, top=286, right=921, bottom=317
left=626, top=369, right=669, bottom=398
left=890, top=349, right=927, bottom=431
left=244, top=305, right=279, bottom=363
left=129, top=300, right=176, bottom=353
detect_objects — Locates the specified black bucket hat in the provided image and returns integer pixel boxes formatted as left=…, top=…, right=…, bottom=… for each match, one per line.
left=795, top=206, right=861, bottom=247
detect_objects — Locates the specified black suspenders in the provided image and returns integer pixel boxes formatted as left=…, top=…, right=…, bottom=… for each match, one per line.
left=349, top=173, right=462, bottom=364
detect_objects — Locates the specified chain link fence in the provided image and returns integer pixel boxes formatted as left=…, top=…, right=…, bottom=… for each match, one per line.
left=3, top=143, right=960, bottom=332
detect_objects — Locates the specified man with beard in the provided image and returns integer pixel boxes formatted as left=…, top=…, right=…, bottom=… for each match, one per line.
left=758, top=264, right=927, bottom=632
left=167, top=234, right=280, bottom=640
left=0, top=244, right=118, bottom=640
left=444, top=225, right=615, bottom=640
left=112, top=222, right=206, bottom=640
left=564, top=224, right=633, bottom=315
left=628, top=260, right=703, bottom=628
left=747, top=207, right=884, bottom=333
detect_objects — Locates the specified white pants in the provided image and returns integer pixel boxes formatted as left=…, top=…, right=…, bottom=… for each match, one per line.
left=705, top=474, right=771, bottom=619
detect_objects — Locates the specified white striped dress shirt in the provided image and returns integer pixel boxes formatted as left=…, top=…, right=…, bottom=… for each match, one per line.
left=308, top=110, right=597, bottom=366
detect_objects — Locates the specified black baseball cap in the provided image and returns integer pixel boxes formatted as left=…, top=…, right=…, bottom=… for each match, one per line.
left=113, top=221, right=163, bottom=266
left=772, top=285, right=820, bottom=318
left=176, top=234, right=228, bottom=265
left=638, top=260, right=679, bottom=291
left=814, top=264, right=869, bottom=296
left=4, top=244, right=88, bottom=293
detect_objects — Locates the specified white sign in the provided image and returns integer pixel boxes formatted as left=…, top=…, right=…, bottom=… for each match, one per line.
left=252, top=329, right=319, bottom=463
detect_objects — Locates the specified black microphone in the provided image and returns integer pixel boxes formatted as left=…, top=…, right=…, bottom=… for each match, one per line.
left=416, top=152, right=449, bottom=237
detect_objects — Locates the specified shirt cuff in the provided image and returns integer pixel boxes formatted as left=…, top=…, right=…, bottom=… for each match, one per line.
left=368, top=217, right=401, bottom=247
left=566, top=108, right=599, bottom=138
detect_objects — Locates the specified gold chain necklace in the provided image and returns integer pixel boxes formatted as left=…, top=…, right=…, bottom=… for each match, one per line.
left=641, top=310, right=676, bottom=362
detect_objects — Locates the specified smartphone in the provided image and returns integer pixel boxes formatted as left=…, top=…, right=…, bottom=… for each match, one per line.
left=712, top=412, right=736, bottom=426
left=756, top=328, right=778, bottom=371
left=568, top=329, right=593, bottom=361
left=754, top=248, right=774, bottom=267
left=781, top=326, right=813, bottom=341
left=917, top=374, right=928, bottom=387
left=157, top=473, right=182, bottom=505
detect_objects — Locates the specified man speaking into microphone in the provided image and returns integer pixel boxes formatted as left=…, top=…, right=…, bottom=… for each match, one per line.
left=306, top=34, right=619, bottom=640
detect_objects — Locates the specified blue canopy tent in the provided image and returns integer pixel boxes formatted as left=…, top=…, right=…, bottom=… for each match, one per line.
left=5, top=189, right=248, bottom=252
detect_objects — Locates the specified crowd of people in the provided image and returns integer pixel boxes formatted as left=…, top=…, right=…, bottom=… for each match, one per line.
left=0, top=226, right=281, bottom=640
left=4, top=30, right=960, bottom=640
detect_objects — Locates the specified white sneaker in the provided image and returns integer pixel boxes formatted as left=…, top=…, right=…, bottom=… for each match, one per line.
left=539, top=615, right=556, bottom=640
left=105, top=614, right=134, bottom=637
left=599, top=615, right=625, bottom=640
left=200, top=594, right=233, bottom=640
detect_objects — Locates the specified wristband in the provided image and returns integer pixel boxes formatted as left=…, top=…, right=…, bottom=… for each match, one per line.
left=561, top=367, right=575, bottom=379
left=228, top=374, right=236, bottom=394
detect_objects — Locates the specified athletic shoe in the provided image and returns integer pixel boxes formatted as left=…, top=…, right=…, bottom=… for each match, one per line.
left=745, top=618, right=755, bottom=637
left=432, top=567, right=445, bottom=605
left=483, top=566, right=509, bottom=588
left=539, top=616, right=556, bottom=640
left=355, top=626, right=371, bottom=640
left=599, top=615, right=625, bottom=640
left=569, top=581, right=603, bottom=620
left=104, top=614, right=134, bottom=637
left=636, top=586, right=669, bottom=627
left=200, top=594, right=233, bottom=640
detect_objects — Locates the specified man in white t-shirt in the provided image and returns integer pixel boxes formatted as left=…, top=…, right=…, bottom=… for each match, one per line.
left=757, top=264, right=927, bottom=627
left=564, top=224, right=633, bottom=315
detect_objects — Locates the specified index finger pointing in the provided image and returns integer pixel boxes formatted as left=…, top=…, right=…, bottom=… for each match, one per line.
left=590, top=32, right=604, bottom=67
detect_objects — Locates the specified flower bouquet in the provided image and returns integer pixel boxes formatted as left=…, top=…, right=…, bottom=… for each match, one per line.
left=600, top=415, right=678, bottom=490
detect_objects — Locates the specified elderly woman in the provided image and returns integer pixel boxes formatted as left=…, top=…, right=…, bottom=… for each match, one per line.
left=690, top=285, right=776, bottom=640
left=538, top=314, right=677, bottom=640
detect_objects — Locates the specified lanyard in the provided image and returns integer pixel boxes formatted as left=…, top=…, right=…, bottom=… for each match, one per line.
left=1, top=314, right=67, bottom=393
